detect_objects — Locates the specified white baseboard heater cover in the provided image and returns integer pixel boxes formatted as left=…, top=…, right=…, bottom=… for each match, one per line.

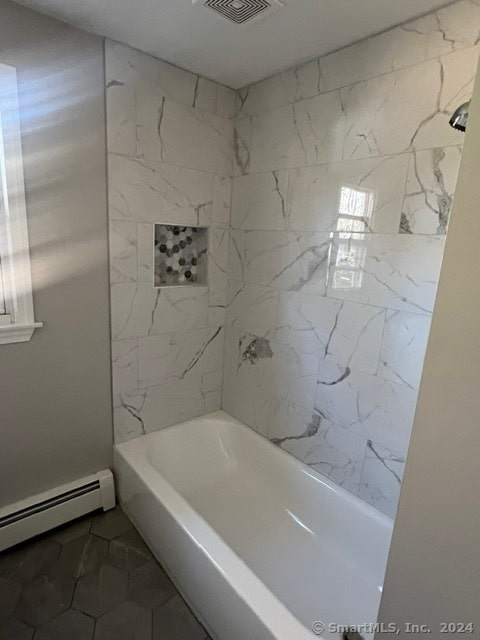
left=0, top=470, right=115, bottom=552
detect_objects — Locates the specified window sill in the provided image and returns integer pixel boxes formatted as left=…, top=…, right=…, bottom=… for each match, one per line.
left=0, top=322, right=43, bottom=344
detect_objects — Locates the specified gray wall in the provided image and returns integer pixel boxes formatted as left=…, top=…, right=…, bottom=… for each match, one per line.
left=377, top=49, right=480, bottom=639
left=0, top=0, right=112, bottom=508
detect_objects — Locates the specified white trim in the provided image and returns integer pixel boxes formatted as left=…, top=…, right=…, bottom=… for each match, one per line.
left=0, top=322, right=43, bottom=344
left=0, top=62, right=42, bottom=343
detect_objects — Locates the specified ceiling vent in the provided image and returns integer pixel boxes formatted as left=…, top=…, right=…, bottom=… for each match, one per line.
left=192, top=0, right=286, bottom=25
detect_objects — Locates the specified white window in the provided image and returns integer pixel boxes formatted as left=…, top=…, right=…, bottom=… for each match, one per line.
left=0, top=63, right=42, bottom=344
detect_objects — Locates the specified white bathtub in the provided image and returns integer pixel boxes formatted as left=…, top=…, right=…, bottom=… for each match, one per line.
left=114, top=411, right=392, bottom=640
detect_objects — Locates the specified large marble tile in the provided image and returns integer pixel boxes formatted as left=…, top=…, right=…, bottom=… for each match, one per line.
left=326, top=233, right=445, bottom=314
left=212, top=175, right=232, bottom=227
left=111, top=283, right=209, bottom=339
left=117, top=371, right=221, bottom=434
left=109, top=221, right=137, bottom=283
left=379, top=311, right=431, bottom=390
left=105, top=81, right=136, bottom=156
left=231, top=171, right=288, bottom=230
left=359, top=440, right=406, bottom=518
left=105, top=40, right=196, bottom=107
left=136, top=95, right=233, bottom=175
left=407, top=0, right=480, bottom=60
left=138, top=327, right=223, bottom=389
left=267, top=343, right=320, bottom=440
left=222, top=327, right=274, bottom=436
left=287, top=155, right=410, bottom=233
left=108, top=153, right=213, bottom=224
left=227, top=230, right=245, bottom=281
left=113, top=393, right=147, bottom=444
left=236, top=70, right=297, bottom=118
left=341, top=47, right=478, bottom=160
left=315, top=364, right=417, bottom=458
left=232, top=117, right=252, bottom=176
left=279, top=418, right=368, bottom=495
left=243, top=230, right=331, bottom=294
left=401, top=146, right=462, bottom=234
left=112, top=339, right=138, bottom=396
left=192, top=75, right=236, bottom=119
left=207, top=226, right=230, bottom=325
left=249, top=91, right=345, bottom=172
left=293, top=58, right=325, bottom=102
left=276, top=292, right=385, bottom=375
left=225, top=280, right=278, bottom=338
left=321, top=24, right=429, bottom=93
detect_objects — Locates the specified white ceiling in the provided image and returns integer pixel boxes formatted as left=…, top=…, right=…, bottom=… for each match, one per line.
left=13, top=0, right=455, bottom=88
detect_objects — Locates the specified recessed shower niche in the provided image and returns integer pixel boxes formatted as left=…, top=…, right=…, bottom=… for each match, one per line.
left=154, top=224, right=208, bottom=287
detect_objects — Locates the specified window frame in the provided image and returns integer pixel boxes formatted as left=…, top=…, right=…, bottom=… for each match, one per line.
left=0, top=62, right=42, bottom=344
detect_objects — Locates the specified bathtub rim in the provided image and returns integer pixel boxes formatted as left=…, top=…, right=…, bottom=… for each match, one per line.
left=116, top=409, right=393, bottom=530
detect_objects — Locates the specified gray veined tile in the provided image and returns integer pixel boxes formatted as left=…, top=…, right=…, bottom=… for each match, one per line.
left=278, top=416, right=368, bottom=495
left=359, top=440, right=406, bottom=519
left=72, top=562, right=128, bottom=618
left=0, top=576, right=21, bottom=622
left=14, top=560, right=75, bottom=627
left=107, top=153, right=213, bottom=226
left=232, top=117, right=251, bottom=176
left=378, top=311, right=431, bottom=390
left=90, top=506, right=133, bottom=540
left=0, top=539, right=60, bottom=584
left=94, top=601, right=152, bottom=640
left=109, top=221, right=138, bottom=284
left=0, top=619, right=34, bottom=640
left=107, top=529, right=153, bottom=572
left=112, top=340, right=139, bottom=397
left=136, top=95, right=233, bottom=176
left=315, top=363, right=417, bottom=459
left=34, top=609, right=94, bottom=640
left=326, top=233, right=444, bottom=315
left=153, top=595, right=206, bottom=640
left=400, top=146, right=462, bottom=235
left=286, top=155, right=410, bottom=234
left=59, top=534, right=108, bottom=579
left=243, top=230, right=331, bottom=295
left=231, top=171, right=288, bottom=231
left=127, top=560, right=176, bottom=610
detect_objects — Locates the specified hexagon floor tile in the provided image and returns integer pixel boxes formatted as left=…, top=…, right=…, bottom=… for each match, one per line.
left=0, top=507, right=211, bottom=639
left=34, top=609, right=94, bottom=640
left=72, top=562, right=128, bottom=617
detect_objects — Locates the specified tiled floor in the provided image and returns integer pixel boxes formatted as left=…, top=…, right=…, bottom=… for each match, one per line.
left=0, top=506, right=212, bottom=640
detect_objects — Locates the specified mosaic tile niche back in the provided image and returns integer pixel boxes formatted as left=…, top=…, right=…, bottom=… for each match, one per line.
left=154, top=224, right=208, bottom=287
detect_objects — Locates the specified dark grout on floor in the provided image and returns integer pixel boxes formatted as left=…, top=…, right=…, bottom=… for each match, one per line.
left=0, top=506, right=213, bottom=640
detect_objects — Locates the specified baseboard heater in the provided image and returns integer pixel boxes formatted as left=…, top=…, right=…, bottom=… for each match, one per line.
left=0, top=470, right=115, bottom=552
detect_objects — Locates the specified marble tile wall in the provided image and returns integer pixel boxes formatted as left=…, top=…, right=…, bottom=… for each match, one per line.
left=106, top=41, right=235, bottom=444
left=224, top=0, right=480, bottom=518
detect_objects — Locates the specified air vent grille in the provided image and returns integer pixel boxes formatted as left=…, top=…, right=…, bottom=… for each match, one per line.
left=200, top=0, right=284, bottom=24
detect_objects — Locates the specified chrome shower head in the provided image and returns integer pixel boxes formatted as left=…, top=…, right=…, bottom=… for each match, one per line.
left=449, top=101, right=470, bottom=132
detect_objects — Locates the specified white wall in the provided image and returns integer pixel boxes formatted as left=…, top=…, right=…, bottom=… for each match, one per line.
left=377, top=41, right=480, bottom=639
